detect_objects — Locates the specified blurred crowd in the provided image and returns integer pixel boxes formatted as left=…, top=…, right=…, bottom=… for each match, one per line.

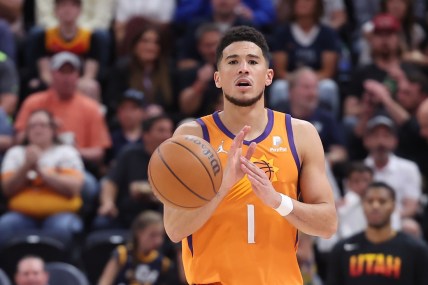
left=1, top=0, right=428, bottom=284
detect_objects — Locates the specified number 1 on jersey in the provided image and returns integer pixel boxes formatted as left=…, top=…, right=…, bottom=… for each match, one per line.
left=247, top=204, right=255, bottom=244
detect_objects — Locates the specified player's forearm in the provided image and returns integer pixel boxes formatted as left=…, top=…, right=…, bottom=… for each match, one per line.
left=286, top=200, right=337, bottom=239
left=164, top=189, right=226, bottom=242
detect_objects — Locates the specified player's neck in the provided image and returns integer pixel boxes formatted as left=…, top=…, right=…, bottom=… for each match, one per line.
left=365, top=224, right=396, bottom=244
left=219, top=105, right=268, bottom=140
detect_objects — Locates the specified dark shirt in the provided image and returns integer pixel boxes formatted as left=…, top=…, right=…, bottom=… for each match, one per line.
left=107, top=145, right=162, bottom=227
left=108, top=128, right=143, bottom=163
left=276, top=104, right=345, bottom=151
left=270, top=24, right=340, bottom=72
left=327, top=232, right=428, bottom=285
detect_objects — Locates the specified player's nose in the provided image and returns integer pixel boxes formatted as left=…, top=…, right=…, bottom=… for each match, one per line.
left=238, top=62, right=250, bottom=74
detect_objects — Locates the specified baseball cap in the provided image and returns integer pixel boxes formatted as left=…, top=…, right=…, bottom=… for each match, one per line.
left=373, top=13, right=400, bottom=33
left=366, top=115, right=396, bottom=133
left=51, top=52, right=81, bottom=71
left=121, top=89, right=146, bottom=107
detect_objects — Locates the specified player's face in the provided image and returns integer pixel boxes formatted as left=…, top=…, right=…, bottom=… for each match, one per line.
left=214, top=41, right=273, bottom=107
left=363, top=187, right=395, bottom=229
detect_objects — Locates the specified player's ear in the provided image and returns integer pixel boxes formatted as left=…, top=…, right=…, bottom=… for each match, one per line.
left=214, top=71, right=221, bottom=88
left=265, top=69, right=274, bottom=86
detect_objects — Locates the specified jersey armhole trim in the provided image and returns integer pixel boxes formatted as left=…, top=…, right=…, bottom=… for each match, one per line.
left=196, top=118, right=210, bottom=142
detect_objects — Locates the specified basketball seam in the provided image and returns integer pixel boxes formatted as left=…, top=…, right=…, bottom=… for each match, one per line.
left=171, top=140, right=218, bottom=195
left=148, top=154, right=201, bottom=209
left=158, top=144, right=213, bottom=201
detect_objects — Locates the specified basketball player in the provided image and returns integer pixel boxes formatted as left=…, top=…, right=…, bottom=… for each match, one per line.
left=163, top=26, right=337, bottom=284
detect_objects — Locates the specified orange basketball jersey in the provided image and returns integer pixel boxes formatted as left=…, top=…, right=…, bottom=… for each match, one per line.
left=182, top=109, right=303, bottom=285
left=45, top=27, right=91, bottom=56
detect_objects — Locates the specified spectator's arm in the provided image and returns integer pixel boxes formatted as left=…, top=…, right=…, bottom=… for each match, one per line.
left=83, top=59, right=99, bottom=80
left=2, top=165, right=32, bottom=197
left=78, top=147, right=104, bottom=163
left=38, top=57, right=52, bottom=85
left=326, top=145, right=347, bottom=165
left=39, top=169, right=83, bottom=197
left=0, top=135, right=13, bottom=152
left=272, top=51, right=287, bottom=79
left=401, top=198, right=420, bottom=218
left=98, top=256, right=120, bottom=285
left=317, top=51, right=338, bottom=80
left=0, top=0, right=23, bottom=23
left=98, top=178, right=118, bottom=217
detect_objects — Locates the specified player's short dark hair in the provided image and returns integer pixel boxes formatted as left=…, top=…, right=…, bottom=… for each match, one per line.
left=215, top=26, right=270, bottom=67
left=142, top=114, right=172, bottom=133
left=364, top=181, right=396, bottom=201
left=345, top=162, right=374, bottom=178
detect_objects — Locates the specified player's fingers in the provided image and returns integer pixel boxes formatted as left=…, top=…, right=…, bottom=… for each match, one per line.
left=245, top=142, right=257, bottom=160
left=240, top=160, right=266, bottom=184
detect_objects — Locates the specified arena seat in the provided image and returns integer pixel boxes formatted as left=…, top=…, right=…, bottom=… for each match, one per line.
left=46, top=262, right=89, bottom=285
left=0, top=267, right=11, bottom=285
left=0, top=231, right=69, bottom=279
left=81, top=229, right=129, bottom=284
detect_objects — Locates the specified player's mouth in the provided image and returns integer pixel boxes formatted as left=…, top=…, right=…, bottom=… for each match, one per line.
left=235, top=78, right=252, bottom=91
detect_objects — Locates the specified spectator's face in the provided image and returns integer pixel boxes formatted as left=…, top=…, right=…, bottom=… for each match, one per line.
left=117, top=101, right=144, bottom=130
left=198, top=31, right=222, bottom=65
left=211, top=0, right=240, bottom=17
left=363, top=126, right=397, bottom=160
left=371, top=32, right=400, bottom=57
left=294, top=0, right=317, bottom=19
left=397, top=79, right=425, bottom=113
left=143, top=118, right=173, bottom=153
left=386, top=0, right=408, bottom=21
left=135, top=30, right=160, bottom=63
left=51, top=63, right=79, bottom=98
left=290, top=71, right=319, bottom=114
left=363, top=187, right=395, bottom=229
left=27, top=112, right=55, bottom=147
left=345, top=171, right=373, bottom=197
left=15, top=258, right=49, bottom=285
left=55, top=0, right=81, bottom=25
left=137, top=222, right=165, bottom=253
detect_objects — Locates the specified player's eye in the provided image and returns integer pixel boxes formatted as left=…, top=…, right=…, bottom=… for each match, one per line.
left=228, top=60, right=238, bottom=64
left=249, top=60, right=258, bottom=65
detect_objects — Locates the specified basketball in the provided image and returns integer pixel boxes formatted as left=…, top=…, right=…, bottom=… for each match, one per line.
left=148, top=135, right=223, bottom=209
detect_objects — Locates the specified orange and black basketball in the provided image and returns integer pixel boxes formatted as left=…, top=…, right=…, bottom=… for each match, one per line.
left=148, top=135, right=223, bottom=209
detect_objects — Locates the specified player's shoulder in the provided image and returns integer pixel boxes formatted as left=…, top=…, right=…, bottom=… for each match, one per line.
left=173, top=119, right=203, bottom=138
left=290, top=117, right=320, bottom=141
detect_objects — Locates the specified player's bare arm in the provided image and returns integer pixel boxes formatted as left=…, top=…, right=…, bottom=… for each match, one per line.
left=163, top=122, right=256, bottom=242
left=241, top=119, right=337, bottom=239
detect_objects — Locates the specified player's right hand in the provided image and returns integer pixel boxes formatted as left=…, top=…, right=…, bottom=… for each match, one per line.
left=220, top=125, right=256, bottom=193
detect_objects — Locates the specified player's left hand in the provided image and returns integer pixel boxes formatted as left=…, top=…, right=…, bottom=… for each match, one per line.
left=240, top=156, right=281, bottom=209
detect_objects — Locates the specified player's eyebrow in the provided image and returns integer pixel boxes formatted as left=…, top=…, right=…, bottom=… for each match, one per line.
left=224, top=54, right=261, bottom=60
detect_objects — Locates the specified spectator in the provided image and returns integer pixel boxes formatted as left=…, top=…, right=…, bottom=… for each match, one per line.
left=98, top=211, right=177, bottom=285
left=345, top=13, right=404, bottom=136
left=178, top=0, right=254, bottom=68
left=417, top=99, right=428, bottom=143
left=174, top=0, right=275, bottom=29
left=35, top=0, right=115, bottom=31
left=0, top=19, right=16, bottom=62
left=94, top=115, right=173, bottom=230
left=15, top=255, right=49, bottom=285
left=363, top=115, right=422, bottom=220
left=359, top=1, right=426, bottom=66
left=15, top=52, right=111, bottom=174
left=322, top=0, right=347, bottom=30
left=114, top=0, right=176, bottom=45
left=327, top=182, right=428, bottom=285
left=105, top=25, right=175, bottom=115
left=275, top=67, right=347, bottom=166
left=0, top=109, right=84, bottom=245
left=177, top=23, right=223, bottom=118
left=108, top=89, right=146, bottom=163
left=270, top=0, right=341, bottom=115
left=27, top=0, right=105, bottom=94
